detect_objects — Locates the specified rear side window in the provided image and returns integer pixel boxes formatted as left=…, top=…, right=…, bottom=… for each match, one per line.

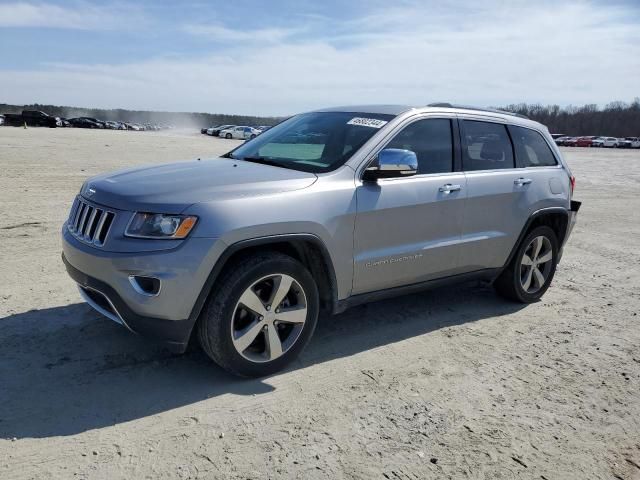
left=509, top=125, right=557, bottom=167
left=462, top=120, right=514, bottom=171
left=385, top=118, right=453, bottom=174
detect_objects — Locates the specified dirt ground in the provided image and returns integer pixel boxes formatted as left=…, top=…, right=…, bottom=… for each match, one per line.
left=1, top=127, right=639, bottom=480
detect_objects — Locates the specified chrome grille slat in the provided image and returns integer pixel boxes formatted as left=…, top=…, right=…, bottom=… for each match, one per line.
left=74, top=203, right=86, bottom=231
left=78, top=204, right=90, bottom=234
left=84, top=208, right=97, bottom=240
left=68, top=199, right=80, bottom=228
left=67, top=197, right=115, bottom=247
left=92, top=211, right=108, bottom=245
left=96, top=212, right=115, bottom=246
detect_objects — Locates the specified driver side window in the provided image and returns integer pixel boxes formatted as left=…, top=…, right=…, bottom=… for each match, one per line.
left=385, top=119, right=453, bottom=174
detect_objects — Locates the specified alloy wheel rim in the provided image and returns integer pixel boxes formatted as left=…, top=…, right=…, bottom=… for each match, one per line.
left=231, top=274, right=307, bottom=363
left=519, top=235, right=553, bottom=294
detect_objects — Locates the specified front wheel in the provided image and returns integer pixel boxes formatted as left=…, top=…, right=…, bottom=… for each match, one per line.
left=494, top=226, right=558, bottom=303
left=198, top=252, right=319, bottom=377
left=225, top=133, right=232, bottom=139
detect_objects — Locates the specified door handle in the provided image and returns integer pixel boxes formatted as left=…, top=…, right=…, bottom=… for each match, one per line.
left=514, top=177, right=532, bottom=186
left=439, top=183, right=461, bottom=193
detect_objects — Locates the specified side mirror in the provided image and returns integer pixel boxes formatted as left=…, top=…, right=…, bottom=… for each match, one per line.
left=363, top=148, right=418, bottom=182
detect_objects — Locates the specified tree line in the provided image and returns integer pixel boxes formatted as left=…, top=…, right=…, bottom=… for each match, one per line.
left=499, top=99, right=640, bottom=137
left=0, top=103, right=283, bottom=128
left=3, top=99, right=639, bottom=136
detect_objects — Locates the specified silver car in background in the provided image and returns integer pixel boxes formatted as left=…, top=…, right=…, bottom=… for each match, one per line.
left=62, top=103, right=580, bottom=377
left=219, top=125, right=261, bottom=140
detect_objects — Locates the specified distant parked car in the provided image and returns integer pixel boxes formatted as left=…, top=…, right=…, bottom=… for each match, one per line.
left=77, top=117, right=106, bottom=128
left=2, top=110, right=59, bottom=127
left=207, top=125, right=234, bottom=137
left=550, top=133, right=566, bottom=140
left=24, top=110, right=61, bottom=127
left=591, top=137, right=618, bottom=148
left=559, top=136, right=576, bottom=146
left=2, top=113, right=24, bottom=126
left=219, top=125, right=261, bottom=140
left=617, top=138, right=630, bottom=148
left=575, top=136, right=599, bottom=147
left=620, top=137, right=640, bottom=148
left=69, top=117, right=103, bottom=129
left=201, top=127, right=209, bottom=134
left=564, top=137, right=579, bottom=147
left=554, top=136, right=569, bottom=146
left=616, top=137, right=637, bottom=148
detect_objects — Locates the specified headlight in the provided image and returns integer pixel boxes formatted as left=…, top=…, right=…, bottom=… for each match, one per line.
left=125, top=213, right=197, bottom=239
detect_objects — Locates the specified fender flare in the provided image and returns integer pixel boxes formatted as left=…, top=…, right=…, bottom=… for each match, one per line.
left=187, top=233, right=339, bottom=326
left=501, top=207, right=569, bottom=271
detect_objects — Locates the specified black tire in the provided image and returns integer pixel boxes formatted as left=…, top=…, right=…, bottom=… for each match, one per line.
left=250, top=134, right=256, bottom=139
left=197, top=252, right=319, bottom=377
left=225, top=133, right=232, bottom=139
left=494, top=226, right=558, bottom=303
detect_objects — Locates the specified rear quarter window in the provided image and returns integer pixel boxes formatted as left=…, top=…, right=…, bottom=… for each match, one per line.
left=508, top=125, right=558, bottom=167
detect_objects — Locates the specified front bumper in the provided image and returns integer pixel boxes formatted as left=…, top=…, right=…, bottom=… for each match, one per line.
left=62, top=225, right=226, bottom=352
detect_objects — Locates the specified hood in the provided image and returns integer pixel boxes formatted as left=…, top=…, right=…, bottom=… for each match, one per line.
left=82, top=158, right=318, bottom=213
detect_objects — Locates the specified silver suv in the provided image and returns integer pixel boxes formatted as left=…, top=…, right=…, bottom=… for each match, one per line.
left=62, top=104, right=581, bottom=377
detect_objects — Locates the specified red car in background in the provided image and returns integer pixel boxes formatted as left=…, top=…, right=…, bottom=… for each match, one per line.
left=575, top=136, right=599, bottom=147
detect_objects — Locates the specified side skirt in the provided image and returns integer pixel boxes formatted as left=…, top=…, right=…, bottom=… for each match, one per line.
left=334, top=268, right=501, bottom=313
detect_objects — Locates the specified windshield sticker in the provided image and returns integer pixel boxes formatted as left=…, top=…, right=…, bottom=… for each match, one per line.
left=347, top=117, right=388, bottom=129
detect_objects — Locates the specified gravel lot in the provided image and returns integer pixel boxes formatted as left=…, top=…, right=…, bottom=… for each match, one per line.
left=1, top=127, right=639, bottom=480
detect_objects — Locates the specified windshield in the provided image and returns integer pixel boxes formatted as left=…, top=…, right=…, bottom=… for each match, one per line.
left=227, top=111, right=395, bottom=173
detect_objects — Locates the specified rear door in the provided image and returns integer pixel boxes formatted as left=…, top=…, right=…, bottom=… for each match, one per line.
left=457, top=118, right=524, bottom=271
left=352, top=116, right=466, bottom=294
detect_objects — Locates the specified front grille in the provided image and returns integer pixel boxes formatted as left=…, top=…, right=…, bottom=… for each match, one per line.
left=67, top=197, right=115, bottom=247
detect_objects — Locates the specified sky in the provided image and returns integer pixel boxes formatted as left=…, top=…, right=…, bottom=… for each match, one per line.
left=0, top=0, right=639, bottom=116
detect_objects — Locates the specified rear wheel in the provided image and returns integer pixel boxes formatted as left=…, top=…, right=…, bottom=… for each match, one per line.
left=198, top=252, right=319, bottom=377
left=494, top=226, right=558, bottom=303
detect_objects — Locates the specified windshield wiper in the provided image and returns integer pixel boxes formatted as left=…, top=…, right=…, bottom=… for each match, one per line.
left=239, top=156, right=288, bottom=169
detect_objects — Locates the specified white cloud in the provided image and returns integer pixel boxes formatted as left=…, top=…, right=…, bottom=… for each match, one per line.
left=183, top=23, right=298, bottom=43
left=0, top=1, right=141, bottom=30
left=1, top=1, right=639, bottom=115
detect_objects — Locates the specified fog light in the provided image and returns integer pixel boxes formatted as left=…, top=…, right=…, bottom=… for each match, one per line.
left=129, top=275, right=161, bottom=296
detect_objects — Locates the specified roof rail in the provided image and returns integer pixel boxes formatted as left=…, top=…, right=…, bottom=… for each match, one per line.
left=426, top=102, right=530, bottom=120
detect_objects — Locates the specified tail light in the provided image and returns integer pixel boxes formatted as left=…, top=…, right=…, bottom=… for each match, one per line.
left=570, top=175, right=576, bottom=196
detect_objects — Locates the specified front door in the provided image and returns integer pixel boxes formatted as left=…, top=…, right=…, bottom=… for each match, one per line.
left=352, top=117, right=466, bottom=294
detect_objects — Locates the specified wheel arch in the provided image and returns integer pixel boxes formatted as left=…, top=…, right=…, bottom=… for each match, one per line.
left=188, top=234, right=339, bottom=331
left=502, top=207, right=569, bottom=271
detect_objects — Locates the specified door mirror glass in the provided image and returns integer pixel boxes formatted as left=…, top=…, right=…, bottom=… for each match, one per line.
left=363, top=148, right=418, bottom=181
